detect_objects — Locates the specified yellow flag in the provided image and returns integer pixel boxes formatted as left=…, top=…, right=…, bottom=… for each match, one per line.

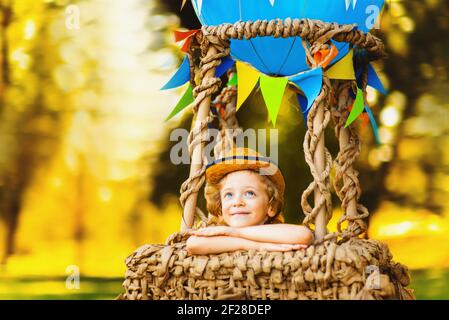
left=181, top=0, right=187, bottom=10
left=325, top=49, right=355, bottom=80
left=236, top=61, right=261, bottom=110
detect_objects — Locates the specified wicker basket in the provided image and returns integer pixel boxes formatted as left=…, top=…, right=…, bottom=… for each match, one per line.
left=118, top=237, right=415, bottom=300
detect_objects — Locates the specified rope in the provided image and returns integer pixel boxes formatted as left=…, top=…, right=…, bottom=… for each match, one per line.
left=178, top=33, right=230, bottom=226
left=330, top=74, right=371, bottom=242
left=203, top=18, right=386, bottom=58
left=212, top=71, right=242, bottom=159
left=299, top=37, right=334, bottom=243
left=300, top=77, right=333, bottom=237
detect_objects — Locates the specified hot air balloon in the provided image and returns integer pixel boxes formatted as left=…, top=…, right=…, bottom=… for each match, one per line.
left=117, top=0, right=415, bottom=301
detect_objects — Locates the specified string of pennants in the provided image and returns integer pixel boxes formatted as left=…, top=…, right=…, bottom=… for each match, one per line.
left=162, top=29, right=386, bottom=144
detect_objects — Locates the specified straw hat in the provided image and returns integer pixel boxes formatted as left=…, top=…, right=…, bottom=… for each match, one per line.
left=205, top=147, right=285, bottom=197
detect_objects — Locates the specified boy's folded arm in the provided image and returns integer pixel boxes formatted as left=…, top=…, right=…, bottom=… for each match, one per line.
left=234, top=224, right=313, bottom=245
left=186, top=235, right=260, bottom=255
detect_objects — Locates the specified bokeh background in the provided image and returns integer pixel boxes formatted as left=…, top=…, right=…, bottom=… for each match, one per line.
left=0, top=0, right=448, bottom=299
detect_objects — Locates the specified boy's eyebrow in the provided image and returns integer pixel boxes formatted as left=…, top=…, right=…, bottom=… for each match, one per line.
left=221, top=186, right=257, bottom=193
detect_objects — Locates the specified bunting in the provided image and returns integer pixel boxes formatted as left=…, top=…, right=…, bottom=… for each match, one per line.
left=314, top=43, right=339, bottom=69
left=236, top=61, right=261, bottom=111
left=289, top=67, right=323, bottom=115
left=161, top=56, right=191, bottom=90
left=345, top=87, right=365, bottom=127
left=365, top=105, right=381, bottom=144
left=355, top=63, right=387, bottom=95
left=227, top=73, right=238, bottom=86
left=235, top=61, right=325, bottom=125
left=165, top=84, right=194, bottom=121
left=260, top=75, right=288, bottom=126
left=162, top=55, right=235, bottom=90
left=326, top=49, right=356, bottom=80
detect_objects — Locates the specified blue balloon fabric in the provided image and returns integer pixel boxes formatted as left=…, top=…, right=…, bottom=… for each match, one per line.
left=191, top=0, right=384, bottom=76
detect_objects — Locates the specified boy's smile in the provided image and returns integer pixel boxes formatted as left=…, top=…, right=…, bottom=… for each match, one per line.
left=220, top=170, right=275, bottom=228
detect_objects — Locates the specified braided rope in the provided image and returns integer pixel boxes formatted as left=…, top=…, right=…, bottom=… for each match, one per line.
left=299, top=37, right=334, bottom=244
left=202, top=18, right=385, bottom=58
left=178, top=33, right=230, bottom=229
left=212, top=73, right=242, bottom=159
left=301, top=77, right=333, bottom=242
left=330, top=66, right=371, bottom=240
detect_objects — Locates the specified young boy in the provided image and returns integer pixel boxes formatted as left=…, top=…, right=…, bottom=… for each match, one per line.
left=186, top=148, right=314, bottom=255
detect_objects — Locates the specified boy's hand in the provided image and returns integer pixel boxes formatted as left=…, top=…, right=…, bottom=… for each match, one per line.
left=259, top=243, right=308, bottom=252
left=190, top=226, right=238, bottom=237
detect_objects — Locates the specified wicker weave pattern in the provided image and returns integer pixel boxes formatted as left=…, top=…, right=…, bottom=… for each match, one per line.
left=119, top=238, right=414, bottom=300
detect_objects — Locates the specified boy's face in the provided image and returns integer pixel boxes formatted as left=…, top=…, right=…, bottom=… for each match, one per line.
left=220, top=170, right=275, bottom=228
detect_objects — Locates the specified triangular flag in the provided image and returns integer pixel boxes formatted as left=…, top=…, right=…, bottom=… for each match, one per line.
left=227, top=73, right=237, bottom=86
left=289, top=67, right=323, bottom=116
left=165, top=84, right=194, bottom=121
left=269, top=0, right=275, bottom=6
left=174, top=30, right=198, bottom=42
left=367, top=64, right=387, bottom=95
left=365, top=105, right=381, bottom=144
left=326, top=49, right=355, bottom=80
left=260, top=75, right=288, bottom=126
left=174, top=30, right=199, bottom=53
left=236, top=61, right=260, bottom=111
left=181, top=0, right=187, bottom=10
left=313, top=43, right=339, bottom=69
left=180, top=37, right=193, bottom=53
left=355, top=63, right=387, bottom=95
left=216, top=56, right=235, bottom=78
left=161, top=56, right=190, bottom=90
left=345, top=87, right=365, bottom=127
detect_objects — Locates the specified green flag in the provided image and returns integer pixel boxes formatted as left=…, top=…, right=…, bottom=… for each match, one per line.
left=227, top=73, right=238, bottom=86
left=165, top=84, right=194, bottom=121
left=345, top=87, right=365, bottom=128
left=260, top=75, right=288, bottom=126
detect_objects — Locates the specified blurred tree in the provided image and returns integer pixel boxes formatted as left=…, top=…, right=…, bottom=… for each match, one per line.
left=366, top=0, right=449, bottom=216
left=0, top=0, right=68, bottom=264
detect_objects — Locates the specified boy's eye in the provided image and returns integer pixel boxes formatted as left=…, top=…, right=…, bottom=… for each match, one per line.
left=245, top=191, right=255, bottom=197
left=223, top=192, right=233, bottom=199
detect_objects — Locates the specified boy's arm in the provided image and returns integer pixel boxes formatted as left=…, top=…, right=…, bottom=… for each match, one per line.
left=235, top=224, right=314, bottom=245
left=186, top=235, right=306, bottom=255
left=191, top=224, right=313, bottom=245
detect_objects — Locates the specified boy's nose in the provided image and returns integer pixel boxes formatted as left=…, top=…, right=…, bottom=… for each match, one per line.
left=232, top=195, right=245, bottom=207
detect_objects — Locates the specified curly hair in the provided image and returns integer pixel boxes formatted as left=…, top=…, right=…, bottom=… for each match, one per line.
left=204, top=170, right=285, bottom=226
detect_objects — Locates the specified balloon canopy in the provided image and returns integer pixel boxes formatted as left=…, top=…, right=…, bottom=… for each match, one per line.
left=191, top=0, right=385, bottom=76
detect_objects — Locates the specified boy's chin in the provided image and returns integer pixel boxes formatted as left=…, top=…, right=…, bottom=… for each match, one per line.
left=228, top=221, right=252, bottom=228
left=225, top=216, right=265, bottom=228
